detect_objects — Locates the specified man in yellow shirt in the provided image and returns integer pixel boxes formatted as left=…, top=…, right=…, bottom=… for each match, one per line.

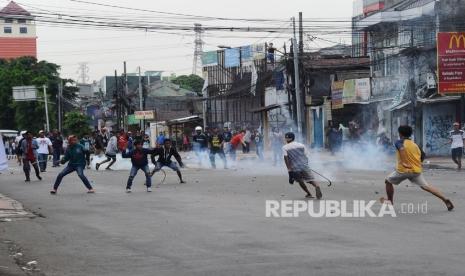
left=383, top=125, right=454, bottom=211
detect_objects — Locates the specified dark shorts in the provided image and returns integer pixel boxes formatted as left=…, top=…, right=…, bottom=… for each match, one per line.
left=292, top=169, right=315, bottom=182
left=105, top=153, right=116, bottom=160
left=452, top=147, right=463, bottom=159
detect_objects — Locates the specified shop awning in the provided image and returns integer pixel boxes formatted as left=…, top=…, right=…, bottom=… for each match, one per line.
left=166, top=115, right=202, bottom=126
left=249, top=103, right=288, bottom=113
left=417, top=96, right=461, bottom=104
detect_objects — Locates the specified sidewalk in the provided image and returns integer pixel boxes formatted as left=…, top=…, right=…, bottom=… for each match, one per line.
left=0, top=194, right=33, bottom=276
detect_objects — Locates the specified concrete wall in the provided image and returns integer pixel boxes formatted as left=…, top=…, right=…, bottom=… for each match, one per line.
left=422, top=102, right=458, bottom=156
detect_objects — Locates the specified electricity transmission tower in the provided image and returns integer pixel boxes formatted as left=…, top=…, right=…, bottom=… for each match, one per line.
left=192, top=23, right=204, bottom=75
left=77, top=62, right=90, bottom=84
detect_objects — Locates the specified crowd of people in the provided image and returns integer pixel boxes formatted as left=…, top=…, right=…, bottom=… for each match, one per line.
left=0, top=123, right=456, bottom=211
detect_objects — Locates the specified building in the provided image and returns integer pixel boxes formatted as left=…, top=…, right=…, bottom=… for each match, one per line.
left=352, top=0, right=465, bottom=155
left=0, top=1, right=36, bottom=59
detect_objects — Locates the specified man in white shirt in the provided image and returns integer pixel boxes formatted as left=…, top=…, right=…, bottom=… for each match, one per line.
left=283, top=132, right=322, bottom=199
left=448, top=122, right=465, bottom=170
left=36, top=130, right=53, bottom=172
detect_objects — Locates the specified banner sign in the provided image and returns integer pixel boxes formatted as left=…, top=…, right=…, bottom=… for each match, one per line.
left=331, top=81, right=344, bottom=109
left=12, top=86, right=37, bottom=101
left=438, top=32, right=465, bottom=94
left=201, top=51, right=218, bottom=67
left=224, top=48, right=240, bottom=67
left=355, top=78, right=371, bottom=101
left=134, top=110, right=155, bottom=120
left=343, top=79, right=356, bottom=104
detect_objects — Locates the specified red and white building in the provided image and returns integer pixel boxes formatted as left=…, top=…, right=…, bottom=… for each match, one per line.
left=0, top=1, right=37, bottom=59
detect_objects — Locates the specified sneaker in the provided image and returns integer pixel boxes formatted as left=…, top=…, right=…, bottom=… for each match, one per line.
left=445, top=199, right=454, bottom=211
left=305, top=193, right=314, bottom=199
left=180, top=180, right=186, bottom=184
left=105, top=167, right=113, bottom=171
left=50, top=190, right=57, bottom=195
left=37, top=175, right=42, bottom=181
left=147, top=187, right=152, bottom=192
left=126, top=188, right=132, bottom=193
left=87, top=189, right=95, bottom=194
left=25, top=179, right=30, bottom=182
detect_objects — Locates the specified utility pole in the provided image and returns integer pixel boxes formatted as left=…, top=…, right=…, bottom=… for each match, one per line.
left=192, top=23, right=204, bottom=76
left=292, top=17, right=302, bottom=134
left=115, top=70, right=120, bottom=132
left=123, top=61, right=129, bottom=131
left=299, top=12, right=304, bottom=54
left=43, top=85, right=50, bottom=133
left=58, top=80, right=63, bottom=133
left=138, top=66, right=144, bottom=131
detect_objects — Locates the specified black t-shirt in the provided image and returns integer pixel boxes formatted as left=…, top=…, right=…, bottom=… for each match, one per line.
left=223, top=131, right=232, bottom=142
left=193, top=134, right=208, bottom=148
left=268, top=47, right=276, bottom=54
left=209, top=134, right=224, bottom=150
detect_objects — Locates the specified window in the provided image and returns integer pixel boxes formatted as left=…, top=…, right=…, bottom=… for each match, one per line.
left=20, top=27, right=27, bottom=34
left=17, top=19, right=26, bottom=23
left=4, top=18, right=13, bottom=23
left=3, top=27, right=12, bottom=34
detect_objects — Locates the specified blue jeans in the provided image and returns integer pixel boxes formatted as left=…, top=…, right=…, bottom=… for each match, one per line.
left=38, top=153, right=48, bottom=171
left=127, top=165, right=151, bottom=189
left=54, top=165, right=93, bottom=190
left=52, top=149, right=61, bottom=166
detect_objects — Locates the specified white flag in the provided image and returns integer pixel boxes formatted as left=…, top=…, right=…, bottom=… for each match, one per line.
left=251, top=62, right=258, bottom=96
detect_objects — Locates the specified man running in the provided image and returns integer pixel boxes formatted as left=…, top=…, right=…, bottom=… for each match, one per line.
left=223, top=126, right=233, bottom=157
left=382, top=125, right=454, bottom=211
left=36, top=130, right=52, bottom=172
left=96, top=131, right=118, bottom=171
left=51, top=135, right=95, bottom=194
left=208, top=127, right=227, bottom=169
left=283, top=132, right=322, bottom=199
left=447, top=122, right=465, bottom=170
left=20, top=131, right=42, bottom=182
left=151, top=139, right=186, bottom=184
left=122, top=140, right=153, bottom=193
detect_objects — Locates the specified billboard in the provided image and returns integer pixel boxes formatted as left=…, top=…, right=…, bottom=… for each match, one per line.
left=134, top=110, right=155, bottom=120
left=331, top=81, right=344, bottom=109
left=12, top=86, right=38, bottom=101
left=438, top=32, right=465, bottom=94
left=201, top=51, right=218, bottom=67
left=224, top=48, right=240, bottom=67
left=355, top=78, right=371, bottom=101
left=343, top=79, right=356, bottom=104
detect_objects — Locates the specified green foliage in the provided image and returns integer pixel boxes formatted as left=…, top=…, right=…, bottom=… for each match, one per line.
left=171, top=74, right=205, bottom=93
left=0, top=57, right=77, bottom=131
left=62, top=111, right=91, bottom=138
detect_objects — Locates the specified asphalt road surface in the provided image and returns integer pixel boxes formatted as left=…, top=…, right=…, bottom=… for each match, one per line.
left=0, top=157, right=463, bottom=276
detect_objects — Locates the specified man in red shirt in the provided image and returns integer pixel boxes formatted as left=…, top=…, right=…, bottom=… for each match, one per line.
left=117, top=130, right=128, bottom=152
left=230, top=130, right=246, bottom=161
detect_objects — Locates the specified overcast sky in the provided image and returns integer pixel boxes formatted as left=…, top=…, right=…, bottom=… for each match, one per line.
left=5, top=0, right=354, bottom=81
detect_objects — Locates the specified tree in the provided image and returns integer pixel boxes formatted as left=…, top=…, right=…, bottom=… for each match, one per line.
left=171, top=74, right=205, bottom=94
left=62, top=111, right=91, bottom=138
left=0, top=57, right=77, bottom=131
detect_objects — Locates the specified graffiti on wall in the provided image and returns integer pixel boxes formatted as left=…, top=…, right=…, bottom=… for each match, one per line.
left=424, top=115, right=454, bottom=154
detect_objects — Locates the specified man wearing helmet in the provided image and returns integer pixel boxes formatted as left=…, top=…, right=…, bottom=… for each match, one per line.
left=282, top=132, right=322, bottom=199
left=192, top=126, right=208, bottom=165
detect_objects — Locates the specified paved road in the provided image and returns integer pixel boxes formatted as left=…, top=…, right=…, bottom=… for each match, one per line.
left=0, top=158, right=463, bottom=276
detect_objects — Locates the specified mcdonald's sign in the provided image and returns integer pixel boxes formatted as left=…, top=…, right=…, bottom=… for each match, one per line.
left=438, top=32, right=465, bottom=94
